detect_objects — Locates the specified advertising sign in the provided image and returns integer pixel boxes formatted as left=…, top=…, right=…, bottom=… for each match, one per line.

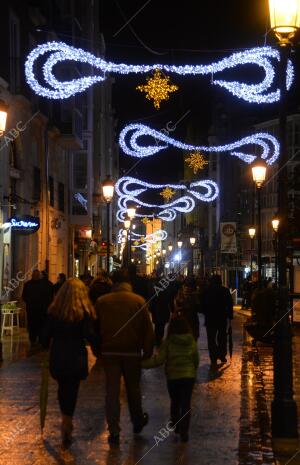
left=8, top=215, right=40, bottom=235
left=220, top=222, right=237, bottom=254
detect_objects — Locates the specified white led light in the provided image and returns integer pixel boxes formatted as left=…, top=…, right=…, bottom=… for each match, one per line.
left=118, top=228, right=168, bottom=250
left=74, top=193, right=88, bottom=211
left=119, top=123, right=280, bottom=165
left=115, top=176, right=219, bottom=222
left=25, top=42, right=293, bottom=103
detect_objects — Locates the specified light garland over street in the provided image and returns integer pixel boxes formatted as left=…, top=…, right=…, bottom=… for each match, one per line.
left=116, top=176, right=219, bottom=221
left=25, top=42, right=293, bottom=103
left=119, top=123, right=280, bottom=165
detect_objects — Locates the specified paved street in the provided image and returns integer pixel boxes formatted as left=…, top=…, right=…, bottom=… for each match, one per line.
left=0, top=314, right=278, bottom=465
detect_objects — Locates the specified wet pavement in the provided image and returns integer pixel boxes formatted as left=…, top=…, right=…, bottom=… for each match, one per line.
left=0, top=314, right=279, bottom=465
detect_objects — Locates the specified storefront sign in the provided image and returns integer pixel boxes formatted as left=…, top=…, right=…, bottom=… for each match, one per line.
left=220, top=222, right=237, bottom=254
left=8, top=216, right=40, bottom=234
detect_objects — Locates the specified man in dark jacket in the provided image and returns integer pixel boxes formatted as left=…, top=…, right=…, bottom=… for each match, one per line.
left=202, top=275, right=233, bottom=369
left=22, top=270, right=45, bottom=345
left=95, top=269, right=154, bottom=444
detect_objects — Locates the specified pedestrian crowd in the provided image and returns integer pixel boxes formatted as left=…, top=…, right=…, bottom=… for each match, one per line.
left=21, top=266, right=233, bottom=449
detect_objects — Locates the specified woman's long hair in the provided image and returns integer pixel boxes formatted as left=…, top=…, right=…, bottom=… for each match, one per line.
left=48, top=278, right=96, bottom=322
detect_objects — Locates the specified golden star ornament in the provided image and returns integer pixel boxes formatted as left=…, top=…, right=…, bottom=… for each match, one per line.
left=136, top=69, right=179, bottom=109
left=185, top=151, right=209, bottom=174
left=160, top=187, right=176, bottom=202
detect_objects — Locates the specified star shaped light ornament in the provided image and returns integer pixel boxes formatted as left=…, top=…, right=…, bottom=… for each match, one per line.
left=160, top=187, right=176, bottom=202
left=136, top=69, right=179, bottom=109
left=185, top=151, right=209, bottom=174
left=141, top=217, right=150, bottom=225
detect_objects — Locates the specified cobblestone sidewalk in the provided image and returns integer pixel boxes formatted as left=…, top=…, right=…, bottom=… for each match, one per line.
left=0, top=314, right=276, bottom=465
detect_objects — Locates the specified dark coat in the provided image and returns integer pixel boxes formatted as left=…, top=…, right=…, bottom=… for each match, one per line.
left=202, top=284, right=233, bottom=327
left=175, top=288, right=201, bottom=339
left=42, top=314, right=98, bottom=380
left=22, top=279, right=45, bottom=312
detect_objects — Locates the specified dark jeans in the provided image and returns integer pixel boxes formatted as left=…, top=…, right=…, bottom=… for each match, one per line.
left=57, top=377, right=81, bottom=416
left=103, top=355, right=144, bottom=434
left=167, top=378, right=195, bottom=434
left=206, top=324, right=227, bottom=363
left=26, top=311, right=42, bottom=344
left=154, top=322, right=166, bottom=345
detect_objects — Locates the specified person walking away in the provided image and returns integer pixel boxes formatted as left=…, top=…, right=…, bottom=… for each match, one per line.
left=149, top=276, right=173, bottom=346
left=40, top=270, right=54, bottom=327
left=95, top=269, right=154, bottom=444
left=22, top=270, right=45, bottom=346
left=53, top=273, right=67, bottom=296
left=41, top=278, right=98, bottom=449
left=174, top=278, right=201, bottom=341
left=202, top=275, right=233, bottom=369
left=142, top=317, right=199, bottom=442
left=89, top=276, right=112, bottom=305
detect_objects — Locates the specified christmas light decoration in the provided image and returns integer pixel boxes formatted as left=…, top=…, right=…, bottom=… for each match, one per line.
left=160, top=187, right=176, bottom=201
left=119, top=123, right=280, bottom=165
left=141, top=217, right=150, bottom=225
left=136, top=69, right=178, bottom=109
left=25, top=42, right=293, bottom=104
left=116, top=176, right=219, bottom=222
left=185, top=152, right=209, bottom=174
left=74, top=193, right=88, bottom=211
left=118, top=228, right=168, bottom=250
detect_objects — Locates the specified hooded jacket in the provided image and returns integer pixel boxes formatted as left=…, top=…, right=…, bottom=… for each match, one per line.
left=142, top=333, right=199, bottom=379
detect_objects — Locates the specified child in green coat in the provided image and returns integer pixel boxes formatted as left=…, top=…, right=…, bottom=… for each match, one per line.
left=142, top=317, right=199, bottom=442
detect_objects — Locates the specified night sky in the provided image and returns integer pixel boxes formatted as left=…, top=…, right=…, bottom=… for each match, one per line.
left=99, top=0, right=300, bottom=188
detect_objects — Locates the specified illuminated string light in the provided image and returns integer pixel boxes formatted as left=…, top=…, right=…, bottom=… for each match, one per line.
left=118, top=228, right=168, bottom=250
left=116, top=176, right=219, bottom=222
left=25, top=42, right=293, bottom=103
left=119, top=123, right=280, bottom=165
left=74, top=193, right=88, bottom=211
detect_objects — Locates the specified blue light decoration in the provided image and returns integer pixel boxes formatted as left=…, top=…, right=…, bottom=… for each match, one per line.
left=25, top=42, right=293, bottom=104
left=116, top=176, right=219, bottom=222
left=7, top=216, right=40, bottom=234
left=118, top=228, right=168, bottom=251
left=74, top=193, right=88, bottom=211
left=119, top=123, right=280, bottom=165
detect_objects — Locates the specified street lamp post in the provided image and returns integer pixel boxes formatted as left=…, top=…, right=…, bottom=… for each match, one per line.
left=251, top=159, right=267, bottom=284
left=177, top=240, right=183, bottom=273
left=272, top=216, right=280, bottom=286
left=248, top=226, right=256, bottom=281
left=268, top=0, right=299, bottom=438
left=127, top=205, right=136, bottom=266
left=124, top=217, right=131, bottom=267
left=190, top=236, right=196, bottom=275
left=102, top=176, right=115, bottom=274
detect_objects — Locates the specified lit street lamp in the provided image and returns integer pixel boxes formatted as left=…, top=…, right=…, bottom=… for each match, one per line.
left=190, top=236, right=196, bottom=274
left=251, top=159, right=267, bottom=284
left=127, top=204, right=136, bottom=265
left=124, top=216, right=131, bottom=266
left=272, top=215, right=280, bottom=285
left=248, top=226, right=256, bottom=281
left=0, top=100, right=8, bottom=135
left=102, top=175, right=114, bottom=273
left=268, top=0, right=299, bottom=438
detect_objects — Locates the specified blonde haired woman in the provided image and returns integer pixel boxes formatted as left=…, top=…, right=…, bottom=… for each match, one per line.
left=42, top=278, right=98, bottom=448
